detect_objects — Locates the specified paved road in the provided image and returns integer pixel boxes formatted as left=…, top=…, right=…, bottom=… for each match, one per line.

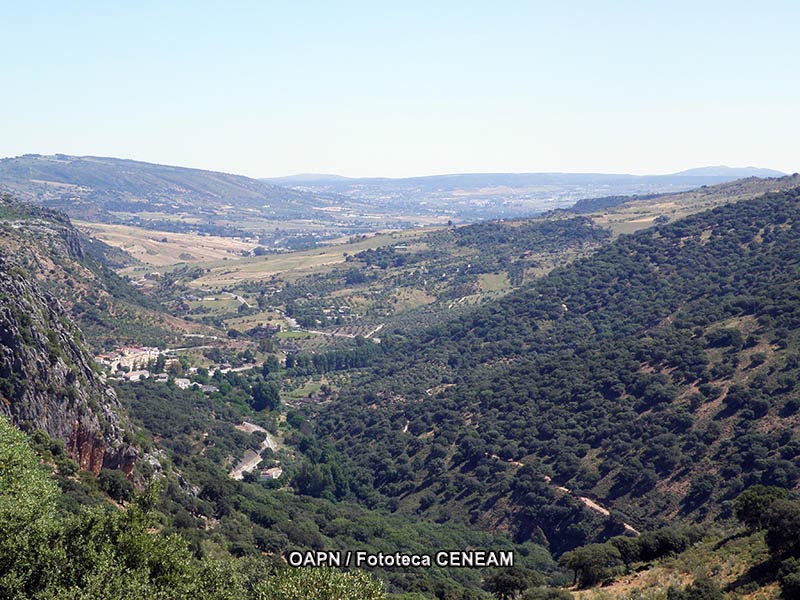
left=225, top=292, right=252, bottom=308
left=228, top=422, right=278, bottom=480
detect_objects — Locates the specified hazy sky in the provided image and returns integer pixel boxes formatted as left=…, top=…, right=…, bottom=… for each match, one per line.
left=2, top=1, right=799, bottom=178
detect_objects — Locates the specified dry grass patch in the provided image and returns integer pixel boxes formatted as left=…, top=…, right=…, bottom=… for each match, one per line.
left=76, top=221, right=257, bottom=266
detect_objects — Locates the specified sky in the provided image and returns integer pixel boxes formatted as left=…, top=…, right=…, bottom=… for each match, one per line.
left=1, top=1, right=799, bottom=178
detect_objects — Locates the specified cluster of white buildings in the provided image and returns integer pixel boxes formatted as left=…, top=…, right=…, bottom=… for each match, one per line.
left=173, top=378, right=219, bottom=393
left=94, top=346, right=162, bottom=372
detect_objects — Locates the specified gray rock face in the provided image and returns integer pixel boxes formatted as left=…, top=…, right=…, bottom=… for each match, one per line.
left=0, top=254, right=136, bottom=476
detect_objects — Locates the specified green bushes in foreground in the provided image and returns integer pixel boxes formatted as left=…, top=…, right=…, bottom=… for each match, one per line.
left=734, top=485, right=800, bottom=599
left=0, top=415, right=383, bottom=600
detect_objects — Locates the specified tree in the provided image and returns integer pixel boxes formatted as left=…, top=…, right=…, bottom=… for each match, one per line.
left=609, top=536, right=640, bottom=572
left=345, top=268, right=367, bottom=285
left=292, top=462, right=332, bottom=498
left=764, top=499, right=800, bottom=558
left=251, top=381, right=280, bottom=412
left=735, top=485, right=789, bottom=531
left=484, top=566, right=532, bottom=600
left=558, top=543, right=621, bottom=588
left=684, top=473, right=717, bottom=507
left=779, top=558, right=800, bottom=599
left=57, top=492, right=201, bottom=597
left=0, top=416, right=61, bottom=597
left=262, top=355, right=280, bottom=376
left=98, top=468, right=134, bottom=502
left=286, top=410, right=304, bottom=429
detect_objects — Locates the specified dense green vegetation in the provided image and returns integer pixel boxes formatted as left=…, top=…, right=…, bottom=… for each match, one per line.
left=568, top=193, right=663, bottom=214
left=309, top=188, right=800, bottom=551
left=0, top=414, right=391, bottom=599
left=103, top=186, right=800, bottom=595
left=733, top=486, right=800, bottom=597
left=112, top=379, right=555, bottom=598
left=6, top=179, right=800, bottom=598
left=559, top=525, right=703, bottom=587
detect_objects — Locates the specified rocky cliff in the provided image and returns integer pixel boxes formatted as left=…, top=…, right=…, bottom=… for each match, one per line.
left=0, top=253, right=137, bottom=476
left=0, top=193, right=199, bottom=352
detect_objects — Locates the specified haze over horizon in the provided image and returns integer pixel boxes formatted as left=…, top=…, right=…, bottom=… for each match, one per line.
left=2, top=2, right=799, bottom=178
left=1, top=153, right=787, bottom=183
left=262, top=165, right=788, bottom=181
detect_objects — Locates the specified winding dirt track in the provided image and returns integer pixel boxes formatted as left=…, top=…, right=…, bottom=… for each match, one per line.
left=487, top=452, right=641, bottom=535
left=545, top=476, right=640, bottom=535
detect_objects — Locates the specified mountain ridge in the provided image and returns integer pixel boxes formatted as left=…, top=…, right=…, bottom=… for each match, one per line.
left=672, top=165, right=786, bottom=178
left=264, top=165, right=786, bottom=185
left=0, top=193, right=213, bottom=351
left=1, top=154, right=786, bottom=231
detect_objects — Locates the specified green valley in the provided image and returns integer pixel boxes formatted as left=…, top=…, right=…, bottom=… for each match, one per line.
left=2, top=174, right=800, bottom=599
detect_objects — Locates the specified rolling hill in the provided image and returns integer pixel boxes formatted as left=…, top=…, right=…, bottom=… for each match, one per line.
left=673, top=166, right=786, bottom=178
left=0, top=154, right=788, bottom=236
left=0, top=153, right=338, bottom=227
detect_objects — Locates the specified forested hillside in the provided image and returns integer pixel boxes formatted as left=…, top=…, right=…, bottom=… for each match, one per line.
left=4, top=181, right=800, bottom=598
left=313, top=187, right=800, bottom=552
left=0, top=413, right=393, bottom=599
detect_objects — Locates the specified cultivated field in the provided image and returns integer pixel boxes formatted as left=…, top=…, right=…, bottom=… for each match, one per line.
left=76, top=221, right=258, bottom=266
left=186, top=228, right=439, bottom=288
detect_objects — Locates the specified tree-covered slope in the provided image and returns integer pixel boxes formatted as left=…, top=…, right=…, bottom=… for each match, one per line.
left=312, top=187, right=800, bottom=551
left=0, top=414, right=390, bottom=599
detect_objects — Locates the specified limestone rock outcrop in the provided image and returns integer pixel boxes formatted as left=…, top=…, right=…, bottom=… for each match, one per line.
left=0, top=254, right=136, bottom=476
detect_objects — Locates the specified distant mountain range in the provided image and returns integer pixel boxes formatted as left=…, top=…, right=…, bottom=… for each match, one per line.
left=266, top=165, right=786, bottom=186
left=264, top=166, right=788, bottom=220
left=671, top=165, right=786, bottom=177
left=0, top=154, right=788, bottom=231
